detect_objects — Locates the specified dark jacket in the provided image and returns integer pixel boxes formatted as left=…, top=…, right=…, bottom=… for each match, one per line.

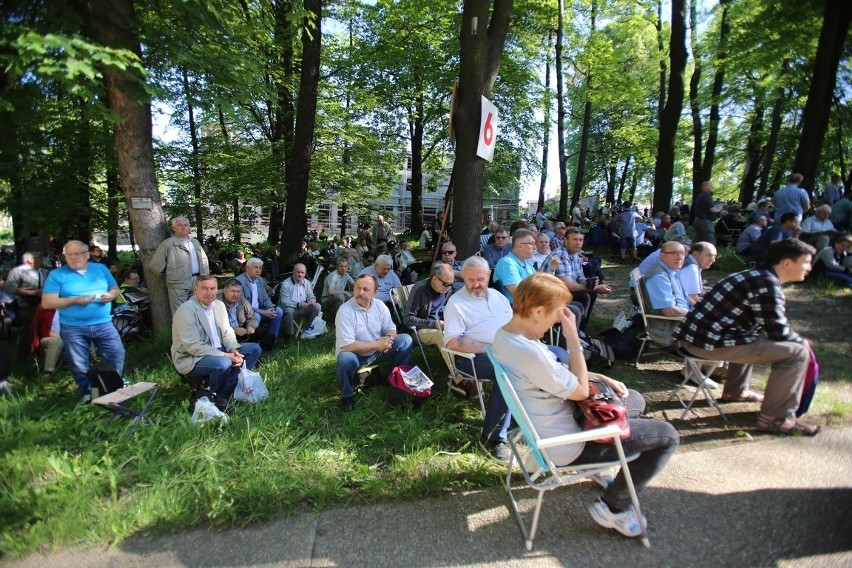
left=403, top=280, right=453, bottom=329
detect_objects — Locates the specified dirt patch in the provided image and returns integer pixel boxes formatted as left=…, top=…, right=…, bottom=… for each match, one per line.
left=590, top=256, right=852, bottom=452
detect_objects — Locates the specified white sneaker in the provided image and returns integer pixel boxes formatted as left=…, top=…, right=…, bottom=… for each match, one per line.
left=591, top=470, right=616, bottom=489
left=681, top=366, right=719, bottom=389
left=589, top=499, right=645, bottom=538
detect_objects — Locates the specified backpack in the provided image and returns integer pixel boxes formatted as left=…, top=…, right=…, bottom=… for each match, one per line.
left=599, top=315, right=645, bottom=360
left=582, top=338, right=615, bottom=371
left=387, top=365, right=432, bottom=409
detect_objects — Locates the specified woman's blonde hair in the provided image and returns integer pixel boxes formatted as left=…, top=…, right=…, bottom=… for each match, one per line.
left=513, top=272, right=572, bottom=318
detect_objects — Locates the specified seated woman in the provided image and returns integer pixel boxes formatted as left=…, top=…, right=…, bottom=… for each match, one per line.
left=29, top=305, right=63, bottom=380
left=491, top=272, right=679, bottom=539
left=812, top=234, right=852, bottom=287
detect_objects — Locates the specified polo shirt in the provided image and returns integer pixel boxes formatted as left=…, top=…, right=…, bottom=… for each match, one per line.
left=494, top=252, right=535, bottom=303
left=645, top=261, right=690, bottom=312
left=442, top=287, right=512, bottom=346
left=334, top=297, right=395, bottom=356
left=43, top=262, right=117, bottom=326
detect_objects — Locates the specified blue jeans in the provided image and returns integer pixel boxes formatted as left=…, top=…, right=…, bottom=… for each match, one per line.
left=336, top=334, right=413, bottom=398
left=61, top=322, right=125, bottom=395
left=187, top=343, right=262, bottom=398
left=257, top=307, right=284, bottom=338
left=459, top=345, right=568, bottom=444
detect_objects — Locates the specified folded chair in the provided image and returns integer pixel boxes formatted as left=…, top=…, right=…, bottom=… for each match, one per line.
left=389, top=284, right=433, bottom=381
left=485, top=347, right=648, bottom=550
left=89, top=364, right=158, bottom=437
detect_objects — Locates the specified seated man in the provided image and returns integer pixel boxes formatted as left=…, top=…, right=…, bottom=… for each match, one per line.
left=482, top=226, right=511, bottom=270
left=663, top=217, right=690, bottom=243
left=404, top=263, right=455, bottom=366
left=812, top=234, right=852, bottom=287
left=800, top=204, right=836, bottom=251
left=530, top=233, right=553, bottom=270
left=29, top=305, right=63, bottom=380
left=217, top=278, right=258, bottom=341
left=736, top=216, right=767, bottom=257
left=551, top=228, right=612, bottom=333
left=675, top=239, right=821, bottom=435
left=279, top=263, right=321, bottom=343
left=387, top=240, right=413, bottom=285
left=679, top=242, right=717, bottom=306
left=444, top=256, right=567, bottom=462
left=437, top=243, right=464, bottom=292
left=749, top=212, right=799, bottom=266
left=493, top=229, right=536, bottom=304
left=335, top=274, right=413, bottom=412
left=358, top=254, right=401, bottom=306
left=642, top=241, right=691, bottom=354
left=322, top=258, right=355, bottom=322
left=171, top=276, right=261, bottom=399
left=236, top=258, right=284, bottom=347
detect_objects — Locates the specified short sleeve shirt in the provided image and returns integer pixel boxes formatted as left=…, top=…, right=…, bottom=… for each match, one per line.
left=43, top=262, right=117, bottom=326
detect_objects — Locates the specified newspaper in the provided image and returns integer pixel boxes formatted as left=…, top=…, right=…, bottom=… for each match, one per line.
left=401, top=366, right=433, bottom=392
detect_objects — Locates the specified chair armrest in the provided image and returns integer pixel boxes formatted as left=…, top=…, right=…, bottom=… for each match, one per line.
left=440, top=347, right=476, bottom=360
left=536, top=425, right=625, bottom=449
left=643, top=314, right=684, bottom=322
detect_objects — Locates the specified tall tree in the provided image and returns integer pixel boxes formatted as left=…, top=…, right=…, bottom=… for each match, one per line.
left=451, top=0, right=513, bottom=259
left=555, top=0, right=568, bottom=216
left=791, top=0, right=852, bottom=192
left=537, top=30, right=552, bottom=213
left=652, top=0, right=686, bottom=213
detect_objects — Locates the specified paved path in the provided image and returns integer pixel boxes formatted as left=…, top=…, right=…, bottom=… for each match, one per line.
left=7, top=428, right=852, bottom=568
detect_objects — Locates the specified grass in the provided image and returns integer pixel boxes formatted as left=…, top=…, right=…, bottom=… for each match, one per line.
left=0, top=328, right=502, bottom=558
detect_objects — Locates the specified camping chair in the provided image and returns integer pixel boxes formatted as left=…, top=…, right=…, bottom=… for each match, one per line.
left=669, top=347, right=728, bottom=422
left=389, top=284, right=433, bottom=381
left=89, top=364, right=158, bottom=437
left=716, top=220, right=748, bottom=266
left=630, top=268, right=684, bottom=365
left=485, top=347, right=648, bottom=550
left=440, top=342, right=488, bottom=417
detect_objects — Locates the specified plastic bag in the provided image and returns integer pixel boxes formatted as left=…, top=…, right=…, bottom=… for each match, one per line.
left=234, top=367, right=269, bottom=403
left=191, top=396, right=229, bottom=424
left=300, top=315, right=327, bottom=339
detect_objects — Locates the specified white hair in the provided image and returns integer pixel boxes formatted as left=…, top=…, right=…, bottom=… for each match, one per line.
left=246, top=257, right=264, bottom=267
left=462, top=256, right=489, bottom=272
left=375, top=254, right=393, bottom=267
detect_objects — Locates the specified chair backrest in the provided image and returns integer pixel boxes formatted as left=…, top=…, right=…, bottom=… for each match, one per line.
left=630, top=268, right=652, bottom=329
left=389, top=284, right=414, bottom=320
left=485, top=346, right=548, bottom=471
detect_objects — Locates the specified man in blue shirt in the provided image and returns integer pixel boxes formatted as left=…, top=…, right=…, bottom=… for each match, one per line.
left=642, top=241, right=690, bottom=350
left=493, top=229, right=536, bottom=304
left=773, top=173, right=810, bottom=222
left=617, top=202, right=642, bottom=262
left=42, top=240, right=124, bottom=403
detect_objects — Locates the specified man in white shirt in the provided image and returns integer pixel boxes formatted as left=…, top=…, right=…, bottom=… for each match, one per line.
left=279, top=263, right=320, bottom=343
left=335, top=274, right=412, bottom=412
left=800, top=205, right=836, bottom=251
left=322, top=258, right=355, bottom=322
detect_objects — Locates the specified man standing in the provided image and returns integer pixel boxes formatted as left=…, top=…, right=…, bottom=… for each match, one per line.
left=675, top=240, right=820, bottom=435
left=823, top=174, right=842, bottom=206
left=217, top=278, right=258, bottom=341
left=5, top=251, right=47, bottom=352
left=493, top=229, right=536, bottom=304
left=335, top=274, right=413, bottom=412
left=41, top=241, right=124, bottom=403
left=616, top=202, right=643, bottom=262
left=236, top=258, right=284, bottom=347
left=171, top=275, right=261, bottom=400
left=773, top=173, right=810, bottom=222
left=482, top=226, right=511, bottom=270
left=372, top=214, right=393, bottom=246
left=88, top=245, right=117, bottom=275
left=358, top=254, right=401, bottom=304
left=149, top=216, right=209, bottom=316
left=322, top=258, right=355, bottom=322
left=279, top=263, right=320, bottom=343
left=691, top=181, right=724, bottom=244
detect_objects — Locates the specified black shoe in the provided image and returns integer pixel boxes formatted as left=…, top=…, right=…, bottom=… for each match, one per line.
left=342, top=396, right=355, bottom=412
left=479, top=437, right=511, bottom=464
left=282, top=334, right=293, bottom=345
left=260, top=335, right=277, bottom=350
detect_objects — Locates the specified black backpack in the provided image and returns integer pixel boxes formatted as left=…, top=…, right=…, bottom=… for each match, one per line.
left=599, top=315, right=645, bottom=360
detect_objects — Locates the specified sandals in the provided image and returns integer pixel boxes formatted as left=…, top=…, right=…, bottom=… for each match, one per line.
left=756, top=415, right=821, bottom=436
left=720, top=390, right=764, bottom=403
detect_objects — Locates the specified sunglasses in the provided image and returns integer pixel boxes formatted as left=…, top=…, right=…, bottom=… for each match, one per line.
left=442, top=250, right=456, bottom=255
left=433, top=275, right=454, bottom=288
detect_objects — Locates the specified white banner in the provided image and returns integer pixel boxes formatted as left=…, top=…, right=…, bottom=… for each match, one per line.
left=476, top=96, right=498, bottom=162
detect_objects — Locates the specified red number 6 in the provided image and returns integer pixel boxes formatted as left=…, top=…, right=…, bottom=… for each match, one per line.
left=483, top=112, right=494, bottom=145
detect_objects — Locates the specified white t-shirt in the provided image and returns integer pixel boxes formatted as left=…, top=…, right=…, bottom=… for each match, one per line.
left=442, top=287, right=512, bottom=346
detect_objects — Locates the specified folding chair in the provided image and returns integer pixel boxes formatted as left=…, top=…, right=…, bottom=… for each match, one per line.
left=485, top=347, right=648, bottom=550
left=440, top=344, right=488, bottom=417
left=669, top=347, right=728, bottom=422
left=90, top=365, right=158, bottom=437
left=389, top=284, right=433, bottom=381
left=630, top=268, right=684, bottom=365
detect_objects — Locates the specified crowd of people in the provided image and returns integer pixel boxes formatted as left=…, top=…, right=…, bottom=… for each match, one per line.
left=0, top=171, right=843, bottom=539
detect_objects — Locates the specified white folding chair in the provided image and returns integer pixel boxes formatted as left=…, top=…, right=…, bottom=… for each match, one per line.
left=669, top=347, right=728, bottom=422
left=441, top=344, right=487, bottom=417
left=485, top=347, right=648, bottom=550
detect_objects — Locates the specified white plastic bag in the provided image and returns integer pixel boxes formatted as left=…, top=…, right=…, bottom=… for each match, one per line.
left=234, top=367, right=269, bottom=403
left=300, top=315, right=327, bottom=339
left=191, top=396, right=229, bottom=424
left=612, top=311, right=629, bottom=332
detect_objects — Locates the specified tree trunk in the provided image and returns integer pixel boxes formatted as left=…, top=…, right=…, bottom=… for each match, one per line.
left=280, top=0, right=322, bottom=265
left=537, top=31, right=552, bottom=213
left=75, top=98, right=93, bottom=243
left=700, top=0, right=731, bottom=184
left=617, top=155, right=631, bottom=205
left=450, top=0, right=513, bottom=260
left=409, top=92, right=425, bottom=235
left=106, top=146, right=120, bottom=258
left=791, top=0, right=852, bottom=193
left=740, top=99, right=764, bottom=206
left=555, top=0, right=568, bottom=220
left=656, top=0, right=666, bottom=125
left=218, top=106, right=241, bottom=243
left=89, top=0, right=170, bottom=329
left=758, top=60, right=789, bottom=199
left=652, top=0, right=686, bottom=213
left=687, top=0, right=702, bottom=195
left=182, top=67, right=204, bottom=241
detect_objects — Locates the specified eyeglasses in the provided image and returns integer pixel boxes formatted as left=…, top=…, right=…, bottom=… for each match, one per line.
left=433, top=275, right=454, bottom=288
left=65, top=251, right=89, bottom=258
left=518, top=241, right=536, bottom=247
left=661, top=251, right=686, bottom=256
left=495, top=235, right=509, bottom=240
left=442, top=250, right=456, bottom=255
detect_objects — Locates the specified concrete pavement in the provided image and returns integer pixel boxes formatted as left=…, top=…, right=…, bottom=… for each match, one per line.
left=6, top=427, right=852, bottom=568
